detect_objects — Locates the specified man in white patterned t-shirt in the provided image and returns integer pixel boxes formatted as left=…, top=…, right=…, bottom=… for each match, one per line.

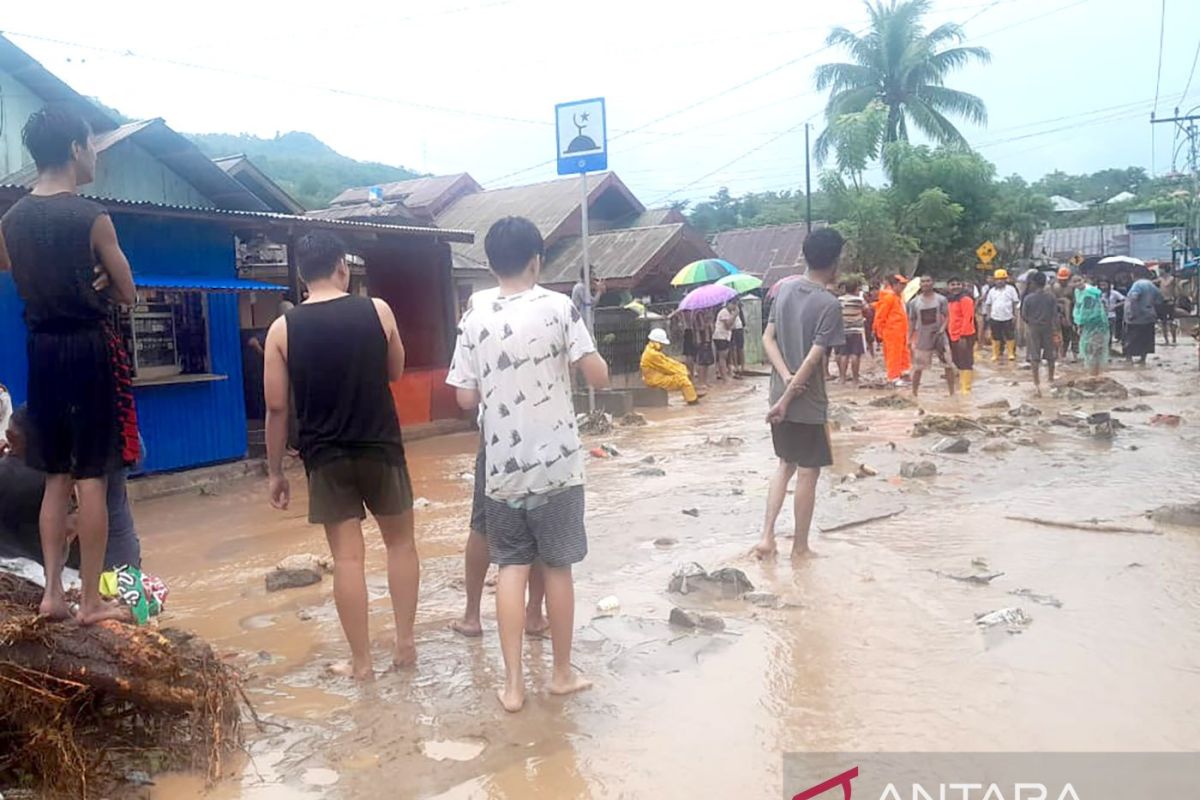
left=447, top=216, right=609, bottom=713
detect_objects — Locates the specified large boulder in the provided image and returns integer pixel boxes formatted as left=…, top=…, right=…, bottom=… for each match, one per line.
left=932, top=437, right=971, bottom=454
left=900, top=461, right=938, bottom=478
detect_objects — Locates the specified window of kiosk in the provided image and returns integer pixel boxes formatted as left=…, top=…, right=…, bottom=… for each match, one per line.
left=118, top=290, right=212, bottom=383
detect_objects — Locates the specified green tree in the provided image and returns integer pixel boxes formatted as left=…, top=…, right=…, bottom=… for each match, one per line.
left=813, top=0, right=990, bottom=162
left=821, top=172, right=916, bottom=278
left=989, top=176, right=1052, bottom=262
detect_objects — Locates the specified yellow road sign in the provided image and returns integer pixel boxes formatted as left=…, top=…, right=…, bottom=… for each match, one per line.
left=976, top=241, right=997, bottom=264
left=1070, top=253, right=1084, bottom=266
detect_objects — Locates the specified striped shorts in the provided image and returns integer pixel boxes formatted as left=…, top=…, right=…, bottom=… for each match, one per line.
left=483, top=485, right=588, bottom=567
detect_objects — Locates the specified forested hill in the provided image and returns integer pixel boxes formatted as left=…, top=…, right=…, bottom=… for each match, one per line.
left=186, top=131, right=422, bottom=210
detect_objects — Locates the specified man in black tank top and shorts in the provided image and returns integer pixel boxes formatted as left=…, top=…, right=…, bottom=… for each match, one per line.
left=263, top=232, right=416, bottom=681
left=0, top=104, right=138, bottom=625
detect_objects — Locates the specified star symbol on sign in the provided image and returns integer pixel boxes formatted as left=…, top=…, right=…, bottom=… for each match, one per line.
left=580, top=112, right=590, bottom=123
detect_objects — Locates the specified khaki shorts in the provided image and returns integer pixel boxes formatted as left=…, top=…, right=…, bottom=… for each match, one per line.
left=913, top=344, right=951, bottom=369
left=307, top=456, right=413, bottom=525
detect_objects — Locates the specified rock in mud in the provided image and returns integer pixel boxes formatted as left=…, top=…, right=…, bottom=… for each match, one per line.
left=653, top=537, right=678, bottom=547
left=1055, top=376, right=1128, bottom=399
left=635, top=467, right=667, bottom=477
left=979, top=399, right=1010, bottom=411
left=266, top=567, right=322, bottom=592
left=706, top=435, right=745, bottom=448
left=932, top=436, right=971, bottom=454
left=619, top=412, right=647, bottom=427
left=899, top=461, right=938, bottom=479
left=681, top=508, right=700, bottom=517
left=869, top=394, right=916, bottom=410
left=912, top=415, right=985, bottom=437
left=668, top=607, right=726, bottom=632
left=578, top=411, right=613, bottom=435
left=641, top=455, right=657, bottom=464
left=855, top=463, right=879, bottom=478
left=1052, top=411, right=1089, bottom=429
left=1014, top=436, right=1039, bottom=447
left=745, top=591, right=780, bottom=608
left=1129, top=387, right=1156, bottom=397
left=850, top=424, right=871, bottom=432
left=974, top=607, right=1033, bottom=630
left=827, top=404, right=860, bottom=430
left=1151, top=501, right=1200, bottom=527
left=275, top=553, right=332, bottom=574
left=1009, top=588, right=1063, bottom=608
left=981, top=440, right=1015, bottom=453
left=1008, top=403, right=1042, bottom=418
left=668, top=563, right=754, bottom=597
left=1113, top=404, right=1154, bottom=413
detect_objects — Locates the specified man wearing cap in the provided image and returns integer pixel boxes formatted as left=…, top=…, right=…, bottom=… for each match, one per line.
left=640, top=328, right=700, bottom=405
left=1050, top=267, right=1078, bottom=362
left=873, top=274, right=911, bottom=384
left=981, top=269, right=1021, bottom=363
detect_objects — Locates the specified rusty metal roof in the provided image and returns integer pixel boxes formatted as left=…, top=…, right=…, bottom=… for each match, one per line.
left=330, top=173, right=481, bottom=215
left=306, top=199, right=425, bottom=225
left=0, top=184, right=474, bottom=243
left=1034, top=224, right=1128, bottom=259
left=438, top=172, right=643, bottom=266
left=541, top=225, right=684, bottom=285
left=712, top=222, right=826, bottom=277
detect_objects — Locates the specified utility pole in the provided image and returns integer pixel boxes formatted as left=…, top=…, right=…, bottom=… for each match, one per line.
left=1151, top=108, right=1200, bottom=368
left=804, top=123, right=813, bottom=235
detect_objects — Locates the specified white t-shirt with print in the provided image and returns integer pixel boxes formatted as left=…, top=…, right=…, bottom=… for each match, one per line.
left=447, top=285, right=596, bottom=500
left=714, top=308, right=736, bottom=341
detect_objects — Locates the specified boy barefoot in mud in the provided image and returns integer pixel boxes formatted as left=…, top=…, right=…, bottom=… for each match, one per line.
left=754, top=228, right=846, bottom=560
left=447, top=216, right=609, bottom=712
left=264, top=231, right=417, bottom=681
left=0, top=105, right=138, bottom=624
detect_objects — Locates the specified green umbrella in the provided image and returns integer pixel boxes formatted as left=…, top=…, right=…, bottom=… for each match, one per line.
left=716, top=273, right=763, bottom=294
left=669, top=258, right=740, bottom=287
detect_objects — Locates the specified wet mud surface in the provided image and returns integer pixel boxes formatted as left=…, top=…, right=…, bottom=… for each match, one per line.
left=142, top=347, right=1200, bottom=799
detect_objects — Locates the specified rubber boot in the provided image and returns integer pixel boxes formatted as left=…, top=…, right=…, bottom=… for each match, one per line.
left=960, top=369, right=973, bottom=395
left=992, top=341, right=1002, bottom=362
left=1006, top=340, right=1017, bottom=362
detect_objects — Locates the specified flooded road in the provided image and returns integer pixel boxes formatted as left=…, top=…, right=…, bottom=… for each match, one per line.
left=142, top=346, right=1200, bottom=799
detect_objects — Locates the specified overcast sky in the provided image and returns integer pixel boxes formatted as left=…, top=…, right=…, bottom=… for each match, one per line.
left=4, top=0, right=1200, bottom=206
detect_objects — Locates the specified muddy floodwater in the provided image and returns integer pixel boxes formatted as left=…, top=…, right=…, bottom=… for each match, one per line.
left=142, top=347, right=1200, bottom=799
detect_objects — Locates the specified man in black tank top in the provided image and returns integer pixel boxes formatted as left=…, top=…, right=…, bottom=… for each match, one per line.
left=0, top=104, right=137, bottom=625
left=263, top=231, right=416, bottom=681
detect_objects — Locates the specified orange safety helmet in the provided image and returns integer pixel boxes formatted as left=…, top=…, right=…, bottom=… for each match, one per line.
left=1057, top=267, right=1072, bottom=279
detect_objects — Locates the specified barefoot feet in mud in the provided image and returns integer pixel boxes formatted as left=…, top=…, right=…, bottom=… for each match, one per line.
left=39, top=594, right=72, bottom=621
left=392, top=640, right=417, bottom=669
left=327, top=660, right=375, bottom=682
left=497, top=685, right=525, bottom=713
left=752, top=539, right=778, bottom=560
left=525, top=616, right=550, bottom=638
left=549, top=672, right=593, bottom=697
left=791, top=544, right=818, bottom=561
left=76, top=600, right=130, bottom=625
left=451, top=619, right=483, bottom=638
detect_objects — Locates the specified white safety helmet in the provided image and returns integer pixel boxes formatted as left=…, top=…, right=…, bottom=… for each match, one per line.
left=648, top=328, right=670, bottom=345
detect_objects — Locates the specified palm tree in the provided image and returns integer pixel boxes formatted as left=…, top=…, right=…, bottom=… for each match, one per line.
left=814, top=0, right=990, bottom=162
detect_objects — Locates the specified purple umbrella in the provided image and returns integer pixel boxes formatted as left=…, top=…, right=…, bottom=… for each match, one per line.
left=678, top=283, right=737, bottom=311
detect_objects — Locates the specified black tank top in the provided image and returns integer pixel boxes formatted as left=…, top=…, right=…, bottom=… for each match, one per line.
left=285, top=295, right=405, bottom=469
left=1, top=193, right=111, bottom=332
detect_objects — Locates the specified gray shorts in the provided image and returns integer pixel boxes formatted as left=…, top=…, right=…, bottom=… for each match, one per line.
left=483, top=485, right=588, bottom=568
left=1027, top=324, right=1057, bottom=364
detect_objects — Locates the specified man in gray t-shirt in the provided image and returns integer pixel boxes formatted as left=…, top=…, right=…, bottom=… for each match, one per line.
left=906, top=275, right=955, bottom=398
left=756, top=228, right=847, bottom=562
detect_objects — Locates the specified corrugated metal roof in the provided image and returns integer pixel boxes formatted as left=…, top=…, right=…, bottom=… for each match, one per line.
left=306, top=200, right=425, bottom=225
left=599, top=207, right=687, bottom=230
left=133, top=274, right=287, bottom=292
left=0, top=184, right=475, bottom=243
left=712, top=222, right=826, bottom=276
left=1, top=119, right=269, bottom=212
left=331, top=173, right=481, bottom=210
left=438, top=172, right=643, bottom=265
left=0, top=35, right=118, bottom=134
left=1050, top=195, right=1087, bottom=212
left=541, top=225, right=685, bottom=285
left=1034, top=224, right=1128, bottom=259
left=213, top=154, right=307, bottom=214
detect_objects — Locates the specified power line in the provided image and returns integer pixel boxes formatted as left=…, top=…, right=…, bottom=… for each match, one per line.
left=1153, top=0, right=1167, bottom=113
left=1181, top=37, right=1200, bottom=106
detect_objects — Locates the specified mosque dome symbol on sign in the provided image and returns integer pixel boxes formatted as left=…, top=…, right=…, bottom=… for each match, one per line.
left=566, top=112, right=598, bottom=153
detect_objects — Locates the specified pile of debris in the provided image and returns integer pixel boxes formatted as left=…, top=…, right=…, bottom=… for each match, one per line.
left=0, top=572, right=243, bottom=798
left=912, top=415, right=986, bottom=438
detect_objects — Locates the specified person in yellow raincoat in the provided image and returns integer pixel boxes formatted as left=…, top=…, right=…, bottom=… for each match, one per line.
left=641, top=328, right=700, bottom=405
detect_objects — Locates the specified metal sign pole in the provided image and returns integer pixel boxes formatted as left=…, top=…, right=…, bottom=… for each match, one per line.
left=580, top=170, right=595, bottom=413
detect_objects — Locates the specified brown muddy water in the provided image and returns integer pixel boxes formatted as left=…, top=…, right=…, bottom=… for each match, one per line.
left=141, top=347, right=1200, bottom=799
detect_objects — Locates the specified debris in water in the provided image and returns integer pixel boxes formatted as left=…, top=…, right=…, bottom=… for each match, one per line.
left=855, top=463, right=879, bottom=478
left=827, top=404, right=860, bottom=430
left=419, top=738, right=487, bottom=763
left=1008, top=403, right=1042, bottom=418
left=266, top=567, right=323, bottom=592
left=869, top=395, right=916, bottom=409
left=974, top=606, right=1033, bottom=630
left=979, top=399, right=1010, bottom=411
left=818, top=508, right=904, bottom=533
left=850, top=424, right=871, bottom=432
left=1112, top=404, right=1153, bottom=413
left=706, top=435, right=745, bottom=448
left=1054, top=376, right=1128, bottom=399
left=595, top=595, right=621, bottom=616
left=932, top=570, right=1005, bottom=585
left=681, top=508, right=700, bottom=517
left=912, top=415, right=986, bottom=437
left=275, top=553, right=332, bottom=574
left=619, top=412, right=647, bottom=426
left=653, top=537, right=678, bottom=547
left=1009, top=588, right=1063, bottom=608
left=745, top=591, right=780, bottom=608
left=1151, top=501, right=1200, bottom=527
left=590, top=447, right=610, bottom=459
left=668, top=607, right=726, bottom=632
left=635, top=467, right=666, bottom=477
left=981, top=440, right=1015, bottom=453
left=640, top=455, right=657, bottom=464
left=125, top=770, right=155, bottom=786
left=601, top=443, right=621, bottom=457
left=899, top=461, right=938, bottom=478
left=1150, top=414, right=1182, bottom=427
left=932, top=436, right=971, bottom=454
left=578, top=411, right=613, bottom=435
left=668, top=563, right=754, bottom=597
left=971, top=557, right=990, bottom=570
left=413, top=497, right=432, bottom=509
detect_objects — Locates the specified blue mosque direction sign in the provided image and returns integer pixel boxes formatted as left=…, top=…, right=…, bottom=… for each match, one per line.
left=556, top=97, right=607, bottom=175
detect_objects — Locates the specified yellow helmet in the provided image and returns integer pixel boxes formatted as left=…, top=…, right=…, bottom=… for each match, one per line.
left=993, top=268, right=1009, bottom=280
